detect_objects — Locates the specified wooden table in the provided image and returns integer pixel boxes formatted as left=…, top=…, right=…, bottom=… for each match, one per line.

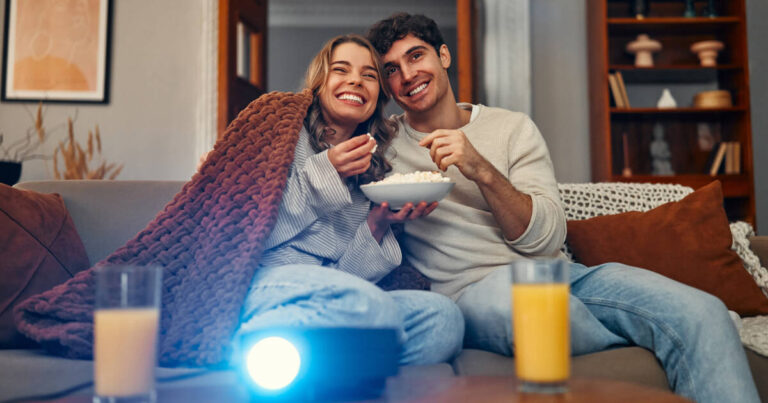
left=373, top=376, right=692, bottom=402
left=50, top=376, right=690, bottom=403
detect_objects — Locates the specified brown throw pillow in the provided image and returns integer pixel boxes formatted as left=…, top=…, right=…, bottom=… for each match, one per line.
left=0, top=184, right=90, bottom=348
left=566, top=180, right=768, bottom=316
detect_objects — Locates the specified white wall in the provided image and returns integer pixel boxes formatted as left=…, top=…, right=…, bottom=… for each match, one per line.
left=0, top=0, right=202, bottom=182
left=530, top=1, right=590, bottom=184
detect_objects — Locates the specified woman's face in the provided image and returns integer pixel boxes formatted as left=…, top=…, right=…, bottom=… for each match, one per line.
left=318, top=42, right=380, bottom=132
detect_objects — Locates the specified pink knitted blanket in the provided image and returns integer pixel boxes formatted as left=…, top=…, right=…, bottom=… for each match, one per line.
left=14, top=90, right=313, bottom=367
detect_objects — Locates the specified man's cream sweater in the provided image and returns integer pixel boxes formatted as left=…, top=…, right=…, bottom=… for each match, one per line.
left=388, top=104, right=567, bottom=299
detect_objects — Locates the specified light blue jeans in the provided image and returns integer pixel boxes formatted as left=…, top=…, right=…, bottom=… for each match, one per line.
left=234, top=264, right=464, bottom=366
left=456, top=262, right=760, bottom=403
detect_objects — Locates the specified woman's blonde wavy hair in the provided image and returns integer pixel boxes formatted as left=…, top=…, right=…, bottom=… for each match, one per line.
left=303, top=34, right=396, bottom=184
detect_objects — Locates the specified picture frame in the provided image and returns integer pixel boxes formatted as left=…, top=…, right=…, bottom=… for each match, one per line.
left=1, top=0, right=113, bottom=103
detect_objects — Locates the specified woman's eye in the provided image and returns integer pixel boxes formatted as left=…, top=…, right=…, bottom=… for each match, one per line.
left=333, top=67, right=346, bottom=73
left=364, top=73, right=377, bottom=80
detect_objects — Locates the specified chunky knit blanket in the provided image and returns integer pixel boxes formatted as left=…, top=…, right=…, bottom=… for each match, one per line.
left=14, top=90, right=313, bottom=367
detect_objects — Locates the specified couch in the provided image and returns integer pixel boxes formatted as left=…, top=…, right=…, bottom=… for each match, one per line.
left=1, top=180, right=767, bottom=402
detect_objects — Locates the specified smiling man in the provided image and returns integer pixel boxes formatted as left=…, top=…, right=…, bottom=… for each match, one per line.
left=367, top=13, right=760, bottom=403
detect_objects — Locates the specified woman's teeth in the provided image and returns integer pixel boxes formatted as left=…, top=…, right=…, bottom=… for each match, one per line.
left=338, top=94, right=363, bottom=104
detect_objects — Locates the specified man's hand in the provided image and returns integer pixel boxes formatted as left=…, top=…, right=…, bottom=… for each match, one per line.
left=367, top=201, right=438, bottom=243
left=328, top=135, right=376, bottom=178
left=419, top=129, right=491, bottom=182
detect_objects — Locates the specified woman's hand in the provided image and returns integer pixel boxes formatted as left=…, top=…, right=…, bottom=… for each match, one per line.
left=367, top=201, right=438, bottom=243
left=328, top=134, right=376, bottom=178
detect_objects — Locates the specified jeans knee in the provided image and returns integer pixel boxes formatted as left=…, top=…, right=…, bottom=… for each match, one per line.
left=420, top=295, right=465, bottom=363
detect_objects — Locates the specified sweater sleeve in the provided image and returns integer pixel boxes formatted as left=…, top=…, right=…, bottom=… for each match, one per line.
left=504, top=115, right=566, bottom=256
left=334, top=220, right=402, bottom=282
left=264, top=150, right=352, bottom=249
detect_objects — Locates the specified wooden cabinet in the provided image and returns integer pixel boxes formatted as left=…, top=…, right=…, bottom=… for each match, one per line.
left=587, top=0, right=755, bottom=224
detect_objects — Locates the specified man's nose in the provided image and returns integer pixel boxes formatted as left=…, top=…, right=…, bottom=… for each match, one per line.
left=401, top=64, right=417, bottom=82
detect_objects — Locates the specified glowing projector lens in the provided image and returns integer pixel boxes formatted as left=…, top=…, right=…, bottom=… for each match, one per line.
left=246, top=336, right=301, bottom=390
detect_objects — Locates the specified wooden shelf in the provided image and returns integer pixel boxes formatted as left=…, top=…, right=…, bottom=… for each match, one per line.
left=588, top=0, right=755, bottom=225
left=610, top=107, right=745, bottom=114
left=610, top=64, right=741, bottom=71
left=608, top=16, right=739, bottom=25
left=608, top=17, right=740, bottom=34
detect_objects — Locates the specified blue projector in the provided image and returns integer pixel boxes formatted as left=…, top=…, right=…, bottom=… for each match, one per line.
left=237, top=327, right=400, bottom=401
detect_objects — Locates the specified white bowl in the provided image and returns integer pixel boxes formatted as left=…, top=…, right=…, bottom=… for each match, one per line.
left=360, top=182, right=455, bottom=209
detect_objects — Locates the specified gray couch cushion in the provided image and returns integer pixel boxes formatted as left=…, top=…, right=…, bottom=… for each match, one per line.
left=0, top=349, right=452, bottom=401
left=453, top=347, right=669, bottom=391
left=16, top=181, right=185, bottom=264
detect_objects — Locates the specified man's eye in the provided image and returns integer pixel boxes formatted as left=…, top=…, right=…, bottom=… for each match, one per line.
left=411, top=52, right=422, bottom=61
left=385, top=66, right=398, bottom=76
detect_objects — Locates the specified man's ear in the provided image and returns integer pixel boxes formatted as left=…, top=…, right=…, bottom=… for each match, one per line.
left=439, top=44, right=451, bottom=69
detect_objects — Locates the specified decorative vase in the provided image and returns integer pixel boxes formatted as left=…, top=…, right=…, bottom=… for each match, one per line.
left=626, top=34, right=662, bottom=67
left=683, top=0, right=696, bottom=17
left=705, top=0, right=718, bottom=17
left=0, top=161, right=22, bottom=186
left=691, top=40, right=724, bottom=66
left=631, top=0, right=649, bottom=19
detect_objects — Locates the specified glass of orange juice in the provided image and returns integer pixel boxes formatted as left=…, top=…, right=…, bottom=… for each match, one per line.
left=94, top=265, right=162, bottom=403
left=510, top=259, right=569, bottom=394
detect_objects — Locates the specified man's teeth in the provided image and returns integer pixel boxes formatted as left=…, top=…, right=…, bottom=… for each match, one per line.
left=338, top=94, right=363, bottom=104
left=409, top=83, right=427, bottom=96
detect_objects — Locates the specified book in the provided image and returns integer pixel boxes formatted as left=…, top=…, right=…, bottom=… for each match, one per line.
left=615, top=71, right=631, bottom=108
left=709, top=142, right=728, bottom=176
left=608, top=74, right=624, bottom=108
left=734, top=142, right=741, bottom=174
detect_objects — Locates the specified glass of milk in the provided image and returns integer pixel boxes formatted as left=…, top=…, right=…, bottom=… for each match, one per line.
left=94, top=265, right=162, bottom=403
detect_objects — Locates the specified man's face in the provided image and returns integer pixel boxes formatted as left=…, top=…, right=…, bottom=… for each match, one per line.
left=381, top=34, right=451, bottom=114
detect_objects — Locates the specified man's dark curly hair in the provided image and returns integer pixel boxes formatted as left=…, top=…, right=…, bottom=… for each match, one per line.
left=366, top=13, right=445, bottom=57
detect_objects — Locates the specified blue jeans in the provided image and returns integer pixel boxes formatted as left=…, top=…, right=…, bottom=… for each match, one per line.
left=234, top=264, right=464, bottom=366
left=456, top=262, right=760, bottom=403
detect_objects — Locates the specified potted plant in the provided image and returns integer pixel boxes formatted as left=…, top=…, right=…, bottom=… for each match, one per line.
left=0, top=103, right=50, bottom=186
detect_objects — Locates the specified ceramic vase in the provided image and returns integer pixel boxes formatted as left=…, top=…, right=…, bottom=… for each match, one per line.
left=0, top=161, right=22, bottom=186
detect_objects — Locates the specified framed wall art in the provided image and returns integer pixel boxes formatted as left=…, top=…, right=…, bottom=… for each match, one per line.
left=1, top=0, right=112, bottom=103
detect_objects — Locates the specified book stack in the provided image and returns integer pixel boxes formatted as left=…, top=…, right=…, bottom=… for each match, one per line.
left=708, top=142, right=741, bottom=175
left=608, top=72, right=630, bottom=108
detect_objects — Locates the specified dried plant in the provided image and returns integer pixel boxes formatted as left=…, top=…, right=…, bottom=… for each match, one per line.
left=52, top=118, right=123, bottom=180
left=0, top=103, right=51, bottom=162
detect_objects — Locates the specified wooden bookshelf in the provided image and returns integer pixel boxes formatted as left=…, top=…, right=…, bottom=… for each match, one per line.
left=587, top=0, right=755, bottom=224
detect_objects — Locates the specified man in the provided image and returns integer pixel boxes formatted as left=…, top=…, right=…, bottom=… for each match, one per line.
left=367, top=13, right=759, bottom=403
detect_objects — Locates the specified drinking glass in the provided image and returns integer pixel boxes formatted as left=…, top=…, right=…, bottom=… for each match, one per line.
left=94, top=265, right=162, bottom=403
left=510, top=259, right=570, bottom=394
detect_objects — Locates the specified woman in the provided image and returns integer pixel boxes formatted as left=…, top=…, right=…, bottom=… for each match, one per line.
left=234, top=34, right=464, bottom=365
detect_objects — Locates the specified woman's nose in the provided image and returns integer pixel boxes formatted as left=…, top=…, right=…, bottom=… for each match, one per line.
left=348, top=73, right=362, bottom=86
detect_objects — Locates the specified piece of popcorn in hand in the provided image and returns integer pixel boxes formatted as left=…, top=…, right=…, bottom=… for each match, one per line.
left=367, top=133, right=377, bottom=154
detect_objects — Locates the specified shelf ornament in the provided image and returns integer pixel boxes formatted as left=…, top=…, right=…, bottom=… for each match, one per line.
left=650, top=123, right=674, bottom=175
left=626, top=34, right=661, bottom=67
left=657, top=88, right=677, bottom=109
left=691, top=40, right=725, bottom=67
left=631, top=0, right=649, bottom=19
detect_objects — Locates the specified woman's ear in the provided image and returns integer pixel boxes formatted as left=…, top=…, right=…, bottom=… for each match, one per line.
left=439, top=44, right=451, bottom=69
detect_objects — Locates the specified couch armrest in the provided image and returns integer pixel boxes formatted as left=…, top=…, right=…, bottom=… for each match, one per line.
left=749, top=236, right=768, bottom=268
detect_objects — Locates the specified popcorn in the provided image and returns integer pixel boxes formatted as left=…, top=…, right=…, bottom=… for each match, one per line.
left=367, top=133, right=377, bottom=154
left=368, top=171, right=450, bottom=186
